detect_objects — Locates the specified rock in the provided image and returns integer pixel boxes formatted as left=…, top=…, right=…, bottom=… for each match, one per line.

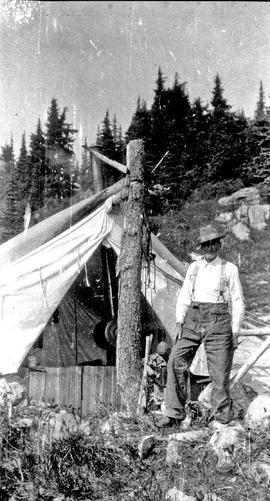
left=215, top=212, right=234, bottom=224
left=16, top=417, right=34, bottom=429
left=218, top=187, right=261, bottom=208
left=250, top=453, right=270, bottom=485
left=169, top=429, right=209, bottom=443
left=165, top=487, right=196, bottom=500
left=231, top=222, right=250, bottom=240
left=248, top=204, right=270, bottom=230
left=244, top=393, right=270, bottom=431
left=234, top=203, right=249, bottom=224
left=208, top=421, right=246, bottom=471
left=41, top=410, right=79, bottom=440
left=166, top=439, right=182, bottom=466
left=0, top=378, right=26, bottom=406
left=138, top=434, right=156, bottom=459
left=198, top=381, right=258, bottom=420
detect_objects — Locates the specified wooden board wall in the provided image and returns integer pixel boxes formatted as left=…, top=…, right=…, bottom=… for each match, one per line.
left=28, top=366, right=122, bottom=416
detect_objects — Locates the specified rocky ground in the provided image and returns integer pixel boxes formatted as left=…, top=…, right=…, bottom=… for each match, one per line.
left=0, top=392, right=270, bottom=501
left=1, top=185, right=270, bottom=500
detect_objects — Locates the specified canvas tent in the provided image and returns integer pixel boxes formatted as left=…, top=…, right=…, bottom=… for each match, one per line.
left=0, top=178, right=188, bottom=376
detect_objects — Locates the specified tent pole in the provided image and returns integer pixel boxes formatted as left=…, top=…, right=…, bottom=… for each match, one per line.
left=74, top=300, right=78, bottom=366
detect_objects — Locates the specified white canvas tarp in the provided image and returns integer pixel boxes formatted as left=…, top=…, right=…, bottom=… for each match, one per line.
left=0, top=196, right=185, bottom=375
left=0, top=203, right=113, bottom=374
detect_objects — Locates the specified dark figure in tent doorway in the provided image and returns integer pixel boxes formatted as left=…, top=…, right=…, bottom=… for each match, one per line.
left=157, top=225, right=245, bottom=428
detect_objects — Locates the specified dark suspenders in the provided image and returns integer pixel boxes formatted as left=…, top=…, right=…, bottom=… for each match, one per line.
left=191, top=260, right=227, bottom=302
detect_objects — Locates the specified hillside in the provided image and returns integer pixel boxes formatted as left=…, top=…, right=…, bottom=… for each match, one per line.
left=150, top=188, right=270, bottom=317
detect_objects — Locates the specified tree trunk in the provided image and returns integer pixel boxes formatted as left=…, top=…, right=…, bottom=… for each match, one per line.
left=116, top=139, right=144, bottom=414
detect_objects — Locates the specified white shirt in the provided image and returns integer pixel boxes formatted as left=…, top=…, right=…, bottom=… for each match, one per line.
left=175, top=256, right=245, bottom=334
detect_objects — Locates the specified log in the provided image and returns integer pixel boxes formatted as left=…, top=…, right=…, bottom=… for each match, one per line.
left=230, top=336, right=270, bottom=388
left=239, top=329, right=270, bottom=337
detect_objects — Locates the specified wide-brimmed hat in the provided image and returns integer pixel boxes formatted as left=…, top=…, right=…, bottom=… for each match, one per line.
left=198, top=225, right=226, bottom=244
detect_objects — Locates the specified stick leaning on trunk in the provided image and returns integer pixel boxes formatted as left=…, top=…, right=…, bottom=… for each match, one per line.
left=137, top=334, right=153, bottom=415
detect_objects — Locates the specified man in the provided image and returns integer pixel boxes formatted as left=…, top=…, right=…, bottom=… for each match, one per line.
left=157, top=224, right=245, bottom=427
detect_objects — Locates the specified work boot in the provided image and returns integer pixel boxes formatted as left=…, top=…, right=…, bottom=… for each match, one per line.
left=156, top=415, right=184, bottom=428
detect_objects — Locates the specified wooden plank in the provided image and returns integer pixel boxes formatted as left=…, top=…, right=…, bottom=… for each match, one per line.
left=28, top=369, right=47, bottom=403
left=28, top=366, right=121, bottom=416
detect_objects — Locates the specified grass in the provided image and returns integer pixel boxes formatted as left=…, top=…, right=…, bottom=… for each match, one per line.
left=149, top=195, right=270, bottom=317
left=1, top=402, right=270, bottom=501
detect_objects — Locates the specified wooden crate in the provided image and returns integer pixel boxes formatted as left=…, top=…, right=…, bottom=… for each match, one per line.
left=28, top=366, right=122, bottom=416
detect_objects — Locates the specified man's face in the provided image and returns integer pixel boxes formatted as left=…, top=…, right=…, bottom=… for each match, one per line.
left=200, top=239, right=221, bottom=262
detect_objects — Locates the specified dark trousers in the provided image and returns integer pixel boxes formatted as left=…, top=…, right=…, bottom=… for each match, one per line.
left=164, top=301, right=234, bottom=424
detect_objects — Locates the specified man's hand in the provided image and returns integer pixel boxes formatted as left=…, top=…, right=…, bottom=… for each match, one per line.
left=232, top=333, right=239, bottom=350
left=174, top=322, right=183, bottom=344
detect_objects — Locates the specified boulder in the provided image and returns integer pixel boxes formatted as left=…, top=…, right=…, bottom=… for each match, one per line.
left=165, top=487, right=195, bottom=501
left=138, top=434, right=156, bottom=459
left=231, top=222, right=250, bottom=240
left=248, top=204, right=270, bottom=230
left=218, top=187, right=261, bottom=208
left=169, top=429, right=209, bottom=443
left=244, top=393, right=270, bottom=431
left=166, top=439, right=182, bottom=466
left=41, top=410, right=79, bottom=441
left=208, top=421, right=246, bottom=470
left=208, top=422, right=246, bottom=451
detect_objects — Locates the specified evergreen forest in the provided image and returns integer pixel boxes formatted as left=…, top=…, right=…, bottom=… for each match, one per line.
left=1, top=69, right=270, bottom=242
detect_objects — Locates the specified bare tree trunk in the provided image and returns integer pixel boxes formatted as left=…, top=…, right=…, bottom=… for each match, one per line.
left=116, top=139, right=144, bottom=414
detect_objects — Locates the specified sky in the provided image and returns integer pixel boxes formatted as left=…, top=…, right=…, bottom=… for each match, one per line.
left=1, top=0, right=270, bottom=162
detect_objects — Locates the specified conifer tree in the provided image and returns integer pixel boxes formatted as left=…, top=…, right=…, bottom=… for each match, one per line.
left=207, top=74, right=249, bottom=181
left=185, top=97, right=211, bottom=187
left=45, top=98, right=78, bottom=204
left=1, top=135, right=15, bottom=174
left=16, top=132, right=31, bottom=205
left=255, top=80, right=266, bottom=122
left=79, top=137, right=93, bottom=193
left=150, top=67, right=167, bottom=163
left=29, top=118, right=46, bottom=215
left=211, top=73, right=231, bottom=119
left=1, top=167, right=23, bottom=241
left=125, top=97, right=151, bottom=147
left=98, top=109, right=121, bottom=187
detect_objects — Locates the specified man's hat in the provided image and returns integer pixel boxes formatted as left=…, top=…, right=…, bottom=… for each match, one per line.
left=198, top=224, right=226, bottom=244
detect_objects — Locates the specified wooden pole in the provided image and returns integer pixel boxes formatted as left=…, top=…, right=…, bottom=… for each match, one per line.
left=89, top=146, right=104, bottom=195
left=239, top=328, right=270, bottom=336
left=137, top=333, right=153, bottom=414
left=230, top=336, right=270, bottom=388
left=116, top=139, right=144, bottom=414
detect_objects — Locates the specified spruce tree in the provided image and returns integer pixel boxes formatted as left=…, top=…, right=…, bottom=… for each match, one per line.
left=125, top=97, right=151, bottom=147
left=1, top=168, right=23, bottom=242
left=16, top=132, right=31, bottom=209
left=29, top=119, right=46, bottom=216
left=79, top=137, right=93, bottom=193
left=1, top=135, right=15, bottom=174
left=241, top=114, right=270, bottom=184
left=150, top=67, right=167, bottom=164
left=99, top=109, right=121, bottom=187
left=211, top=73, right=231, bottom=119
left=185, top=97, right=211, bottom=189
left=45, top=98, right=78, bottom=205
left=255, top=80, right=266, bottom=122
left=207, top=74, right=249, bottom=182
